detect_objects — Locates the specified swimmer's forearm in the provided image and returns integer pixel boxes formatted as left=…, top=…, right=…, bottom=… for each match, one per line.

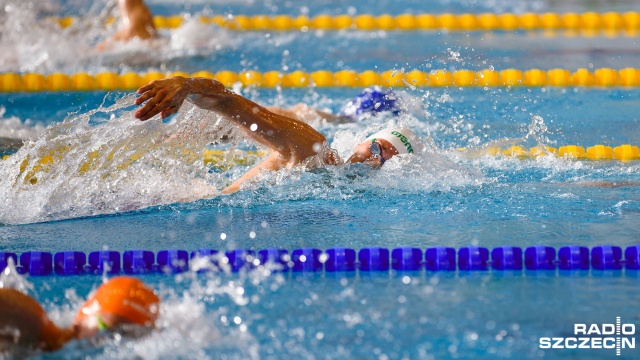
left=182, top=78, right=279, bottom=141
left=185, top=78, right=326, bottom=161
left=136, top=76, right=326, bottom=162
left=182, top=78, right=232, bottom=109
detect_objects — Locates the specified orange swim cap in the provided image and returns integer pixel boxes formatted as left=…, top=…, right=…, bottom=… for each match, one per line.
left=75, top=276, right=159, bottom=327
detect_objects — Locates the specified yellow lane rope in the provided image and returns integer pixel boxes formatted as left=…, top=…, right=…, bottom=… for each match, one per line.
left=3, top=144, right=640, bottom=176
left=460, top=144, right=640, bottom=161
left=1, top=145, right=638, bottom=185
left=50, top=12, right=640, bottom=34
left=1, top=68, right=639, bottom=92
left=220, top=145, right=640, bottom=161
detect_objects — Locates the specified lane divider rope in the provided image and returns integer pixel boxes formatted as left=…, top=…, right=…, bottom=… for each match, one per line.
left=1, top=68, right=640, bottom=92
left=0, top=245, right=637, bottom=275
left=0, top=144, right=635, bottom=188
left=202, top=146, right=640, bottom=163
left=457, top=144, right=640, bottom=162
left=50, top=12, right=640, bottom=34
left=3, top=144, right=640, bottom=180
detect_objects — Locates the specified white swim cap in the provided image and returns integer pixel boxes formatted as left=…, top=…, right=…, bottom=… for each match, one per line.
left=366, top=127, right=424, bottom=155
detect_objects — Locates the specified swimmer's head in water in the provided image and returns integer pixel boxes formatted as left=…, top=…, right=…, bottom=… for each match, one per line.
left=347, top=127, right=424, bottom=167
left=339, top=87, right=401, bottom=119
left=73, top=276, right=159, bottom=338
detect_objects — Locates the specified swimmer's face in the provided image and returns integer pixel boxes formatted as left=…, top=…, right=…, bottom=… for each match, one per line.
left=347, top=138, right=399, bottom=168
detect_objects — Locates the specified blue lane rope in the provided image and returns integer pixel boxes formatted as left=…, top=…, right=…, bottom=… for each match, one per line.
left=0, top=245, right=636, bottom=276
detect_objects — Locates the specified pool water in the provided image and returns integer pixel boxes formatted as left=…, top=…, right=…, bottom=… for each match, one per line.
left=2, top=0, right=640, bottom=359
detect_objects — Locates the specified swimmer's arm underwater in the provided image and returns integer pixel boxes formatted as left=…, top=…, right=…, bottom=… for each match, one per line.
left=134, top=76, right=336, bottom=193
left=265, top=104, right=349, bottom=124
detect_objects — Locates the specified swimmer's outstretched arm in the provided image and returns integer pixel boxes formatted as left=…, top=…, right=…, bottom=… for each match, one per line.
left=265, top=104, right=348, bottom=124
left=134, top=76, right=336, bottom=193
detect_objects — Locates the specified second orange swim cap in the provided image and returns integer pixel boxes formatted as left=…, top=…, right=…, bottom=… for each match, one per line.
left=75, top=276, right=160, bottom=327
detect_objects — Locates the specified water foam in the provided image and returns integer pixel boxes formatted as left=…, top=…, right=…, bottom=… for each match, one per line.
left=0, top=0, right=234, bottom=73
left=0, top=85, right=491, bottom=225
left=0, top=107, right=47, bottom=141
left=0, top=261, right=288, bottom=359
left=0, top=94, right=240, bottom=225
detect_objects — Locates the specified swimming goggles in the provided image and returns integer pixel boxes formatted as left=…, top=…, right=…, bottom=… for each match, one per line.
left=96, top=314, right=110, bottom=331
left=369, top=139, right=385, bottom=164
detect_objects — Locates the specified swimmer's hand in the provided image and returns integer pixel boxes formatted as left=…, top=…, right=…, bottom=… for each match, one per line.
left=134, top=76, right=192, bottom=121
left=134, top=76, right=228, bottom=121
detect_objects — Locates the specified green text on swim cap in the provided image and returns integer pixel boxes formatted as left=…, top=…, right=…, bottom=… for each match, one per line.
left=391, top=131, right=414, bottom=153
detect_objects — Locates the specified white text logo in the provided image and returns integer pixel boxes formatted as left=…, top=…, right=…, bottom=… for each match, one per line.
left=539, top=317, right=635, bottom=356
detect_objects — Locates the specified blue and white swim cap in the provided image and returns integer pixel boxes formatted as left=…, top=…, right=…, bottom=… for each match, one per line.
left=339, top=87, right=401, bottom=119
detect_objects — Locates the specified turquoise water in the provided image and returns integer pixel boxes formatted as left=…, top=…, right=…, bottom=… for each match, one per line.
left=2, top=0, right=640, bottom=359
left=2, top=87, right=640, bottom=359
left=23, top=274, right=640, bottom=359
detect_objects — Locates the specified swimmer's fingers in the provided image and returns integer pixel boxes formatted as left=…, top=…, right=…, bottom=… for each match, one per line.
left=137, top=83, right=156, bottom=95
left=161, top=106, right=179, bottom=119
left=135, top=77, right=190, bottom=120
left=134, top=90, right=156, bottom=106
left=135, top=92, right=165, bottom=120
left=137, top=91, right=187, bottom=121
left=137, top=76, right=188, bottom=97
left=135, top=80, right=168, bottom=106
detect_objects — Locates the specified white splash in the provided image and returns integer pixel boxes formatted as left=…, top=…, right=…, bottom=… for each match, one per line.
left=0, top=107, right=47, bottom=141
left=0, top=0, right=233, bottom=73
left=0, top=258, right=34, bottom=294
left=0, top=94, right=239, bottom=225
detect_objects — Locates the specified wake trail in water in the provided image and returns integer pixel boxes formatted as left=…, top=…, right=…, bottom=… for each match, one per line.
left=0, top=94, right=241, bottom=225
left=0, top=0, right=233, bottom=73
left=0, top=98, right=486, bottom=225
